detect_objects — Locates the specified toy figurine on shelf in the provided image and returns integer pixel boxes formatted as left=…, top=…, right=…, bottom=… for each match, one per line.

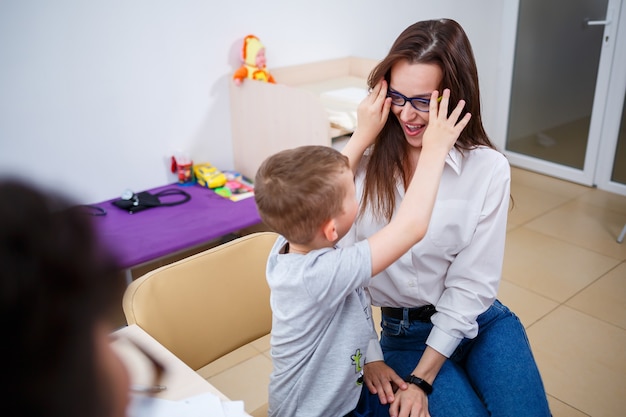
left=232, top=34, right=276, bottom=86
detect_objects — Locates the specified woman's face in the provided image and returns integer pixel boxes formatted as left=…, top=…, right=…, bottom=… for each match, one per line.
left=389, top=60, right=443, bottom=150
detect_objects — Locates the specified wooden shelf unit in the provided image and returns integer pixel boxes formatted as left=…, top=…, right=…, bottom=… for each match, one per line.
left=229, top=56, right=378, bottom=179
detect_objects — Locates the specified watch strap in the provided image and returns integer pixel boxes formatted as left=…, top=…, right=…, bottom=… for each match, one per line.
left=403, top=374, right=433, bottom=395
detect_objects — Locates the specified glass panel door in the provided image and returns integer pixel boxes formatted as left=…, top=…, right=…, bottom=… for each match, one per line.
left=505, top=0, right=623, bottom=190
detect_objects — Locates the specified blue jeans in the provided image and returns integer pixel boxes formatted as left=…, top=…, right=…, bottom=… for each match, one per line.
left=349, top=300, right=551, bottom=417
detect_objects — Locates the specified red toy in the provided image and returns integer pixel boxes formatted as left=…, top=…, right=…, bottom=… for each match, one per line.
left=171, top=155, right=194, bottom=185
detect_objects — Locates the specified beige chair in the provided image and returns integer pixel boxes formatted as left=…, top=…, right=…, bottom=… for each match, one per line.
left=122, top=230, right=278, bottom=373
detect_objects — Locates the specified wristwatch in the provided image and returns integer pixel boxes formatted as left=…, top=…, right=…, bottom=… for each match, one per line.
left=403, top=374, right=433, bottom=395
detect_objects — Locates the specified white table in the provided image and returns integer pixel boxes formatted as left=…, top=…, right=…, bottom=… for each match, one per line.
left=112, top=324, right=230, bottom=402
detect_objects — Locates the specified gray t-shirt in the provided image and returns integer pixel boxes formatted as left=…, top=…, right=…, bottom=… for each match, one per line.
left=267, top=235, right=375, bottom=417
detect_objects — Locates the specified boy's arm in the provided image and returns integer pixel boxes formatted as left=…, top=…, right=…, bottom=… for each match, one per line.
left=367, top=89, right=471, bottom=276
left=341, top=79, right=392, bottom=174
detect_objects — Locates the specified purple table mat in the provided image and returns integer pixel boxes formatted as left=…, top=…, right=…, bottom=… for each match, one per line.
left=91, top=183, right=261, bottom=269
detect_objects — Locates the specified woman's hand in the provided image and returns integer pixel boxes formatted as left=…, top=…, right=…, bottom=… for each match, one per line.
left=422, top=88, right=471, bottom=154
left=389, top=384, right=431, bottom=417
left=389, top=347, right=445, bottom=417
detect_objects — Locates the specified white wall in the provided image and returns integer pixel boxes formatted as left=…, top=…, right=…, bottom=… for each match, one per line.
left=0, top=0, right=511, bottom=203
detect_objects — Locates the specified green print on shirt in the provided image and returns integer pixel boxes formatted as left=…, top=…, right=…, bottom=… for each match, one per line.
left=352, top=349, right=364, bottom=386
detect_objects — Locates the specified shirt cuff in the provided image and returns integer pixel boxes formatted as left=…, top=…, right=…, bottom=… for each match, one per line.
left=365, top=338, right=384, bottom=363
left=426, top=325, right=463, bottom=358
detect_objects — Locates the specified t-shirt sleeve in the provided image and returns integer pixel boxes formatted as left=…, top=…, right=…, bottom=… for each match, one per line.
left=302, top=240, right=372, bottom=307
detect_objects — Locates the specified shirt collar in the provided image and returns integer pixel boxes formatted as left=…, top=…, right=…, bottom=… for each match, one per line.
left=445, top=147, right=463, bottom=176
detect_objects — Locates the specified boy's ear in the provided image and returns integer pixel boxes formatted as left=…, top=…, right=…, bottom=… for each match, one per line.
left=321, top=218, right=338, bottom=242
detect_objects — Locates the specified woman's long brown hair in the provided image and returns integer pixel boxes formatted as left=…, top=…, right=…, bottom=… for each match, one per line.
left=362, top=19, right=498, bottom=221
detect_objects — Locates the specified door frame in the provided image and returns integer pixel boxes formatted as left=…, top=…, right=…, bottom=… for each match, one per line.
left=493, top=0, right=625, bottom=194
left=594, top=1, right=626, bottom=195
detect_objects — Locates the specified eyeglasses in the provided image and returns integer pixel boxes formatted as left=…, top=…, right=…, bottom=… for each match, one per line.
left=110, top=335, right=167, bottom=395
left=386, top=88, right=442, bottom=112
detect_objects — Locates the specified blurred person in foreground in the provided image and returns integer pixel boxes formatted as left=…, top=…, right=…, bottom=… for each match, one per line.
left=0, top=179, right=130, bottom=417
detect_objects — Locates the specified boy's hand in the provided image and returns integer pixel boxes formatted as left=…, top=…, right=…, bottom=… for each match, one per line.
left=342, top=79, right=392, bottom=173
left=352, top=79, right=392, bottom=147
left=364, top=361, right=407, bottom=405
left=422, top=88, right=471, bottom=153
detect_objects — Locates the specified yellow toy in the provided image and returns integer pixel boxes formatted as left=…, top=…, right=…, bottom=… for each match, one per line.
left=193, top=162, right=227, bottom=189
left=232, top=34, right=276, bottom=86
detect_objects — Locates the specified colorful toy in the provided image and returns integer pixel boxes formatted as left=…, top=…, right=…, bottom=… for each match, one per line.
left=232, top=34, right=276, bottom=86
left=214, top=170, right=255, bottom=202
left=193, top=162, right=227, bottom=189
left=171, top=155, right=194, bottom=185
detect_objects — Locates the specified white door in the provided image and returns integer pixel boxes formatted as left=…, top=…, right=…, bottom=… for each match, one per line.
left=504, top=0, right=626, bottom=195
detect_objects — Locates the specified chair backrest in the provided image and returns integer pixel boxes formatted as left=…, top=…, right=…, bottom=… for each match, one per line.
left=122, top=231, right=278, bottom=371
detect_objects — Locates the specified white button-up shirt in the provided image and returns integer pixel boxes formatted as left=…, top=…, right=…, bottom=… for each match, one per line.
left=341, top=146, right=511, bottom=359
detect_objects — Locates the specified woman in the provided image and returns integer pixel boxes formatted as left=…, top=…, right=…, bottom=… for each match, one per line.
left=0, top=180, right=131, bottom=417
left=343, top=19, right=551, bottom=417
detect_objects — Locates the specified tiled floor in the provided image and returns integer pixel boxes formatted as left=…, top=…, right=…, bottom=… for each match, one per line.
left=200, top=167, right=626, bottom=417
left=500, top=167, right=626, bottom=417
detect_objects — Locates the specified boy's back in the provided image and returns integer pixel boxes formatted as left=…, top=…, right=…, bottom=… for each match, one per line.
left=267, top=236, right=374, bottom=416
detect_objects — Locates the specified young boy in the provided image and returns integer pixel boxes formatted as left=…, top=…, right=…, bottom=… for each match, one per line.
left=254, top=85, right=470, bottom=417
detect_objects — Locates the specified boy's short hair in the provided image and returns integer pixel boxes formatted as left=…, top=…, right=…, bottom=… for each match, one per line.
left=254, top=145, right=350, bottom=244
